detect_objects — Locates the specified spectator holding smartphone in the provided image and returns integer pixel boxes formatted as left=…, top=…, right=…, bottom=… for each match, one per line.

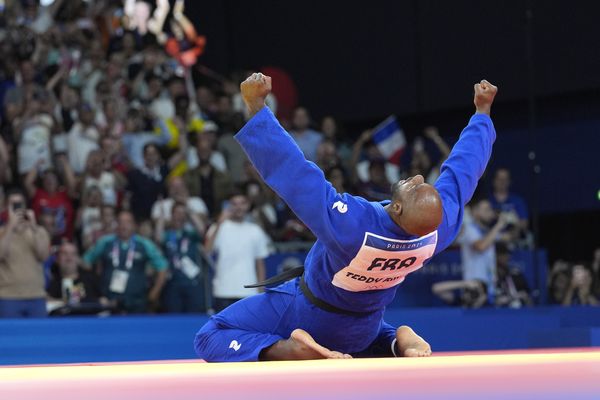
left=0, top=188, right=50, bottom=317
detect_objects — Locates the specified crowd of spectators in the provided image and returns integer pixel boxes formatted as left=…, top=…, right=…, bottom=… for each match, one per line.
left=0, top=0, right=595, bottom=317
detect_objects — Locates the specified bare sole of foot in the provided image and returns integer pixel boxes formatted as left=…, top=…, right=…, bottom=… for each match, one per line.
left=395, top=325, right=432, bottom=357
left=260, top=329, right=352, bottom=360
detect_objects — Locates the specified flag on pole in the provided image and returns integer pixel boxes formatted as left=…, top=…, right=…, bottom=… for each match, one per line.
left=371, top=115, right=406, bottom=165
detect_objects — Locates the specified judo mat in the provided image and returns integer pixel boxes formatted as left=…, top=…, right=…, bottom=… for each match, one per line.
left=1, top=348, right=599, bottom=400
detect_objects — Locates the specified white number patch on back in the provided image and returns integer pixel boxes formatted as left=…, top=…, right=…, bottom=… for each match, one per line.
left=332, top=231, right=438, bottom=292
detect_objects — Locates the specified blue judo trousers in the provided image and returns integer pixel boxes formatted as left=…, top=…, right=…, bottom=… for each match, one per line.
left=195, top=106, right=496, bottom=361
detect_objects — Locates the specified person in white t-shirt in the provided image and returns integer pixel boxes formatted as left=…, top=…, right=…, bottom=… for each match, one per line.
left=205, top=191, right=270, bottom=312
left=82, top=150, right=120, bottom=206
left=67, top=103, right=100, bottom=174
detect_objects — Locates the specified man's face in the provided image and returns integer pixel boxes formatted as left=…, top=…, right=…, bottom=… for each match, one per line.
left=168, top=80, right=186, bottom=99
left=117, top=213, right=136, bottom=239
left=20, top=61, right=35, bottom=84
left=172, top=205, right=187, bottom=226
left=321, top=116, right=336, bottom=138
left=195, top=136, right=212, bottom=163
left=79, top=105, right=95, bottom=125
left=101, top=206, right=116, bottom=228
left=168, top=178, right=188, bottom=200
left=58, top=243, right=79, bottom=275
left=143, top=145, right=161, bottom=168
left=473, top=200, right=496, bottom=225
left=8, top=194, right=26, bottom=214
left=494, top=169, right=511, bottom=192
left=42, top=171, right=59, bottom=193
left=292, top=108, right=310, bottom=131
left=175, top=97, right=189, bottom=117
left=196, top=87, right=214, bottom=109
left=86, top=151, right=104, bottom=175
left=229, top=195, right=250, bottom=220
left=316, top=141, right=336, bottom=161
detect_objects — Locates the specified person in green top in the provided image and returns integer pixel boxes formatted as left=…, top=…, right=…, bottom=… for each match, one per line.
left=155, top=201, right=208, bottom=313
left=83, top=210, right=168, bottom=314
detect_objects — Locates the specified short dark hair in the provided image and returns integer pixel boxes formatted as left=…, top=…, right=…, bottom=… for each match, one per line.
left=5, top=186, right=26, bottom=200
left=171, top=201, right=187, bottom=213
left=228, top=187, right=247, bottom=200
left=143, top=142, right=160, bottom=155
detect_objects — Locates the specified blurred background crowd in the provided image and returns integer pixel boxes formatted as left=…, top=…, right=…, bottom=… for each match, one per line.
left=0, top=0, right=597, bottom=318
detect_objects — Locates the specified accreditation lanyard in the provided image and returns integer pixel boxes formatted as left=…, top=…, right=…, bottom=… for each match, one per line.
left=169, top=232, right=189, bottom=269
left=112, top=237, right=137, bottom=270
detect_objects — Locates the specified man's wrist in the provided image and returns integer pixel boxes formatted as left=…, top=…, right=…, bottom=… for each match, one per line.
left=475, top=106, right=491, bottom=116
left=245, top=100, right=266, bottom=118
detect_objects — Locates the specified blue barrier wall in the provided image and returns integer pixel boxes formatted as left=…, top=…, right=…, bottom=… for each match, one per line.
left=1, top=306, right=599, bottom=366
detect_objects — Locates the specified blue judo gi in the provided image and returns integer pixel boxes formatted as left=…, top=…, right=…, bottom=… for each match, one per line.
left=195, top=106, right=496, bottom=361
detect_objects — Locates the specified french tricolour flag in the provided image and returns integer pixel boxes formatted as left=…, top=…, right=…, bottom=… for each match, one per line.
left=371, top=116, right=406, bottom=165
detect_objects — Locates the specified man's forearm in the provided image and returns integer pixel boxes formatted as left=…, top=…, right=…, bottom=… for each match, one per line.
left=31, top=226, right=50, bottom=261
left=473, top=223, right=503, bottom=252
left=150, top=270, right=167, bottom=296
left=0, top=229, right=14, bottom=260
left=204, top=223, right=222, bottom=252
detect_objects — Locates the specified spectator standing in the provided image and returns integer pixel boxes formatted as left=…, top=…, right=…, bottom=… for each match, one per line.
left=25, top=158, right=76, bottom=240
left=151, top=176, right=208, bottom=230
left=320, top=115, right=352, bottom=168
left=184, top=134, right=232, bottom=216
left=16, top=89, right=55, bottom=175
left=289, top=107, right=322, bottom=162
left=0, top=188, right=50, bottom=317
left=457, top=198, right=510, bottom=305
left=83, top=210, right=168, bottom=314
left=81, top=149, right=122, bottom=207
left=84, top=204, right=117, bottom=250
left=77, top=185, right=103, bottom=249
left=67, top=102, right=100, bottom=174
left=350, top=129, right=400, bottom=194
left=155, top=202, right=207, bottom=313
left=121, top=107, right=168, bottom=170
left=126, top=143, right=169, bottom=222
left=205, top=192, right=270, bottom=312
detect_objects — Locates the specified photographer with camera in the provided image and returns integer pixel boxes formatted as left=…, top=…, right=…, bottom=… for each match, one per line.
left=0, top=188, right=50, bottom=318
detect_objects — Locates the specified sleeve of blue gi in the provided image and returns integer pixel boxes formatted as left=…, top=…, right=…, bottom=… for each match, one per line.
left=234, top=106, right=363, bottom=250
left=434, top=113, right=496, bottom=254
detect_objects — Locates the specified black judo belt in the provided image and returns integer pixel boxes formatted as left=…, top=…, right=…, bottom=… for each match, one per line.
left=245, top=266, right=370, bottom=317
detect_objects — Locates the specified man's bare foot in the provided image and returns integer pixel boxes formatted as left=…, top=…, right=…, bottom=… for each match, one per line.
left=260, top=329, right=352, bottom=361
left=395, top=325, right=432, bottom=357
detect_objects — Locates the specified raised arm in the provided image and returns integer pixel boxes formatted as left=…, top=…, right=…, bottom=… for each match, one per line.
left=234, top=73, right=361, bottom=249
left=434, top=80, right=498, bottom=253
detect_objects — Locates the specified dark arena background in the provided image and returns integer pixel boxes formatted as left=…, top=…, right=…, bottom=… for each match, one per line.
left=0, top=1, right=599, bottom=399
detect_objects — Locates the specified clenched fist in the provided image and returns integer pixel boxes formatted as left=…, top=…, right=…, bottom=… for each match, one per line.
left=473, top=80, right=498, bottom=116
left=241, top=72, right=272, bottom=117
